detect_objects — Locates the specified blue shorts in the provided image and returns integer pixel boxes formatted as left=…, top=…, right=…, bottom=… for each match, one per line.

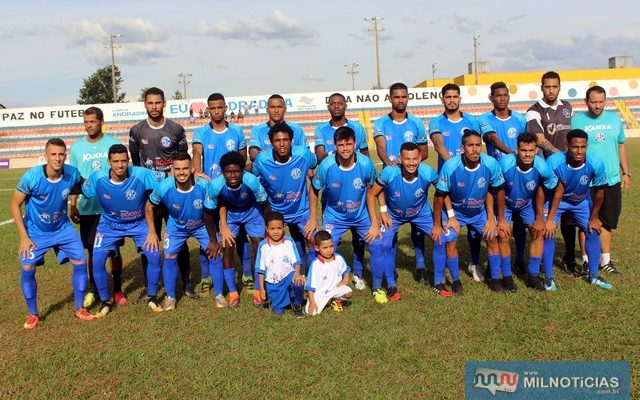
left=385, top=212, right=457, bottom=243
left=21, top=224, right=85, bottom=267
left=323, top=216, right=371, bottom=246
left=93, top=218, right=149, bottom=255
left=228, top=207, right=265, bottom=238
left=164, top=225, right=210, bottom=255
left=285, top=211, right=313, bottom=237
left=264, top=272, right=297, bottom=310
left=547, top=200, right=592, bottom=229
left=453, top=210, right=488, bottom=239
left=505, top=204, right=535, bottom=226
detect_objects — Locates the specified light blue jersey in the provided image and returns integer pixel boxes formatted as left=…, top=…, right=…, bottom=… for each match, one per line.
left=436, top=153, right=505, bottom=217
left=248, top=121, right=307, bottom=151
left=429, top=112, right=479, bottom=170
left=311, top=153, right=375, bottom=223
left=571, top=110, right=626, bottom=186
left=546, top=152, right=607, bottom=205
left=82, top=166, right=158, bottom=227
left=252, top=146, right=317, bottom=219
left=499, top=154, right=558, bottom=211
left=149, top=176, right=209, bottom=232
left=68, top=135, right=121, bottom=215
left=204, top=172, right=268, bottom=212
left=478, top=111, right=526, bottom=160
left=314, top=119, right=368, bottom=153
left=373, top=113, right=427, bottom=164
left=17, top=164, right=82, bottom=235
left=377, top=163, right=439, bottom=221
left=192, top=122, right=247, bottom=179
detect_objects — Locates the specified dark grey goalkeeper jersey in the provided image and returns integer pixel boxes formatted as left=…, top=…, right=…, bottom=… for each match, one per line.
left=128, top=118, right=188, bottom=179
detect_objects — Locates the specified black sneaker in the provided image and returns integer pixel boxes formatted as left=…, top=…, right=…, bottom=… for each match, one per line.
left=526, top=274, right=545, bottom=291
left=580, top=261, right=590, bottom=277
left=292, top=304, right=305, bottom=319
left=600, top=261, right=620, bottom=274
left=183, top=284, right=200, bottom=300
left=452, top=280, right=464, bottom=296
left=502, top=276, right=517, bottom=293
left=414, top=269, right=427, bottom=284
left=560, top=258, right=580, bottom=277
left=488, top=279, right=506, bottom=293
left=513, top=260, right=526, bottom=276
left=96, top=301, right=113, bottom=317
left=147, top=296, right=162, bottom=312
left=132, top=291, right=151, bottom=305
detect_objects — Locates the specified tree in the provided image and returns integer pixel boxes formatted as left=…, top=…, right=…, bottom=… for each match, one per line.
left=77, top=65, right=126, bottom=104
left=138, top=87, right=150, bottom=102
left=172, top=90, right=183, bottom=100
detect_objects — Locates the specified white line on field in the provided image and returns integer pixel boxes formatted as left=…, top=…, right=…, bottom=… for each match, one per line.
left=0, top=219, right=13, bottom=227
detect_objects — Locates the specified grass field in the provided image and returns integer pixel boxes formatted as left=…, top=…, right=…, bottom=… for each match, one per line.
left=1, top=140, right=638, bottom=399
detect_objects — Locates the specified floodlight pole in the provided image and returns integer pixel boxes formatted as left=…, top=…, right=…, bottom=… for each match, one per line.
left=473, top=35, right=480, bottom=85
left=178, top=73, right=192, bottom=100
left=344, top=63, right=359, bottom=91
left=105, top=34, right=123, bottom=103
left=364, top=17, right=384, bottom=89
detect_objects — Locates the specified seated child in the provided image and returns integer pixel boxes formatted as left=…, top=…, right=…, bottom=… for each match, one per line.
left=256, top=212, right=305, bottom=318
left=305, top=230, right=353, bottom=315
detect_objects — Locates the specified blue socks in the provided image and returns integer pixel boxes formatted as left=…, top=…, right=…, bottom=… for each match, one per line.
left=71, top=263, right=87, bottom=310
left=528, top=256, right=542, bottom=276
left=411, top=226, right=426, bottom=270
left=237, top=238, right=252, bottom=277
left=585, top=229, right=601, bottom=280
left=501, top=255, right=512, bottom=278
left=92, top=250, right=110, bottom=301
left=21, top=268, right=38, bottom=315
left=223, top=268, right=237, bottom=293
left=199, top=251, right=210, bottom=281
left=543, top=238, right=555, bottom=279
left=432, top=241, right=446, bottom=285
left=145, top=250, right=161, bottom=297
left=163, top=258, right=179, bottom=298
left=211, top=258, right=224, bottom=296
left=487, top=254, right=501, bottom=280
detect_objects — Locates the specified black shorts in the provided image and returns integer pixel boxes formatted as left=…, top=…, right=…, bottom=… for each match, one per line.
left=592, top=183, right=622, bottom=230
left=79, top=214, right=125, bottom=250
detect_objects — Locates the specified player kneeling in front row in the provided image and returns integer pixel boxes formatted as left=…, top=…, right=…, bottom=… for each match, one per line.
left=306, top=231, right=353, bottom=315
left=542, top=129, right=612, bottom=291
left=256, top=212, right=305, bottom=318
left=11, top=138, right=93, bottom=329
left=82, top=144, right=161, bottom=316
left=144, top=152, right=218, bottom=311
left=366, top=142, right=455, bottom=302
left=497, top=133, right=559, bottom=291
left=433, top=130, right=510, bottom=293
left=206, top=151, right=269, bottom=308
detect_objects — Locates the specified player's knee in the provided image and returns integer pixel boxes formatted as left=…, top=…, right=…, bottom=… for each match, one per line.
left=165, top=254, right=177, bottom=260
left=21, top=264, right=35, bottom=271
left=70, top=259, right=86, bottom=266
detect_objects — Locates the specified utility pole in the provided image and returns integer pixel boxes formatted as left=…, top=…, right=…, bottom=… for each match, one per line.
left=105, top=34, right=123, bottom=103
left=178, top=73, right=192, bottom=100
left=364, top=17, right=384, bottom=89
left=432, top=63, right=438, bottom=87
left=344, top=63, right=359, bottom=91
left=473, top=35, right=480, bottom=85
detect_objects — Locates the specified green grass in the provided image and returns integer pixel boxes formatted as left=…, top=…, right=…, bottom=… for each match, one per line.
left=1, top=140, right=639, bottom=399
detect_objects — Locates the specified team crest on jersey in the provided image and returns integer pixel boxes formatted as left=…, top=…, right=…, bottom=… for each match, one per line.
left=161, top=136, right=172, bottom=148
left=145, top=159, right=154, bottom=168
left=403, top=131, right=415, bottom=142
left=61, top=188, right=70, bottom=200
left=240, top=192, right=248, bottom=200
left=125, top=190, right=137, bottom=200
left=91, top=160, right=102, bottom=170
left=477, top=177, right=486, bottom=188
left=40, top=212, right=51, bottom=223
left=193, top=199, right=203, bottom=209
left=352, top=178, right=365, bottom=190
left=580, top=175, right=589, bottom=185
left=595, top=132, right=605, bottom=142
left=562, top=108, right=571, bottom=118
left=508, top=127, right=518, bottom=138
left=226, top=139, right=236, bottom=151
left=415, top=188, right=425, bottom=198
left=526, top=180, right=536, bottom=191
left=290, top=168, right=302, bottom=179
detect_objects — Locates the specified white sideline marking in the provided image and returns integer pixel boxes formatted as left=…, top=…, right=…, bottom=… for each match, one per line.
left=0, top=219, right=13, bottom=227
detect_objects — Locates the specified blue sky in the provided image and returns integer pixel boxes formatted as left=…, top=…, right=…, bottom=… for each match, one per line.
left=2, top=0, right=639, bottom=107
